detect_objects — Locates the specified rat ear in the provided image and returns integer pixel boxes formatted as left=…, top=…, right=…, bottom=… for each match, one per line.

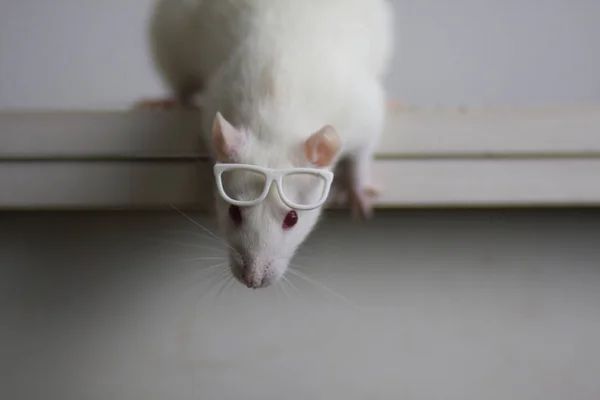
left=212, top=112, right=245, bottom=161
left=303, top=125, right=341, bottom=167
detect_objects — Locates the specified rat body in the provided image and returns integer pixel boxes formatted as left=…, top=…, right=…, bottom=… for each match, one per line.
left=148, top=0, right=395, bottom=288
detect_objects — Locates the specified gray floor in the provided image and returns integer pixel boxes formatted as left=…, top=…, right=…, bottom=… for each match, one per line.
left=2, top=209, right=600, bottom=400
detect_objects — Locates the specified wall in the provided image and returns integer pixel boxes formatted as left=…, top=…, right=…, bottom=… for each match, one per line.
left=1, top=0, right=599, bottom=110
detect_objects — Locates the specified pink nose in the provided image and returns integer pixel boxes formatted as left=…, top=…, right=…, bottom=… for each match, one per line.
left=242, top=267, right=265, bottom=289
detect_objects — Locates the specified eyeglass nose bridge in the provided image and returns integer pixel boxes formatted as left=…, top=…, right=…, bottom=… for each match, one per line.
left=271, top=174, right=328, bottom=211
left=255, top=173, right=296, bottom=208
left=265, top=174, right=286, bottom=202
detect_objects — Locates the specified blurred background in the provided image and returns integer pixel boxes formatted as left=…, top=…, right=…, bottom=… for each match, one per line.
left=1, top=1, right=600, bottom=400
left=1, top=0, right=599, bottom=109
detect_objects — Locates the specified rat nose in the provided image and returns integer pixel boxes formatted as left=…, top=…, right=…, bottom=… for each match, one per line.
left=242, top=266, right=266, bottom=289
left=241, top=258, right=269, bottom=289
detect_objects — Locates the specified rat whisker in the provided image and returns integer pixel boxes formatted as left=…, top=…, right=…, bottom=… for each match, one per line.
left=226, top=275, right=238, bottom=294
left=287, top=267, right=355, bottom=306
left=173, top=262, right=229, bottom=291
left=181, top=256, right=227, bottom=261
left=272, top=254, right=296, bottom=263
left=170, top=262, right=226, bottom=277
left=278, top=278, right=292, bottom=300
left=198, top=261, right=228, bottom=273
left=281, top=274, right=300, bottom=294
left=170, top=204, right=238, bottom=254
left=154, top=260, right=228, bottom=297
left=275, top=283, right=285, bottom=303
left=288, top=262, right=307, bottom=270
left=181, top=259, right=227, bottom=274
left=163, top=228, right=218, bottom=239
left=157, top=257, right=226, bottom=271
left=280, top=275, right=300, bottom=300
left=190, top=268, right=231, bottom=306
left=214, top=274, right=235, bottom=300
left=147, top=238, right=226, bottom=253
left=171, top=257, right=221, bottom=270
left=289, top=253, right=313, bottom=262
left=163, top=228, right=228, bottom=249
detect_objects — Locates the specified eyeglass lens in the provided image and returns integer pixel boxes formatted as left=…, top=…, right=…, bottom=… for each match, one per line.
left=220, top=169, right=268, bottom=202
left=281, top=172, right=328, bottom=206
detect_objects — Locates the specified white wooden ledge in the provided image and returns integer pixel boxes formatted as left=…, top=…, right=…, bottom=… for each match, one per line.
left=1, top=104, right=599, bottom=210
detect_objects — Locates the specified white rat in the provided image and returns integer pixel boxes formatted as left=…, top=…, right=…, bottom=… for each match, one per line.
left=146, top=0, right=395, bottom=289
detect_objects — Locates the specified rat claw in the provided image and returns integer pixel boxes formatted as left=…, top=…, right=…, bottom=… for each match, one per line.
left=364, top=184, right=380, bottom=198
left=352, top=184, right=380, bottom=219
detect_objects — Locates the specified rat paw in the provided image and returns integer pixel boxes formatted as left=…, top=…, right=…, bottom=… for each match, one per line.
left=328, top=181, right=378, bottom=218
left=348, top=187, right=374, bottom=220
left=364, top=184, right=380, bottom=199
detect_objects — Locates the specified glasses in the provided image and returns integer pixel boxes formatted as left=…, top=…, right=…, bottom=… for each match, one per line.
left=213, top=163, right=335, bottom=210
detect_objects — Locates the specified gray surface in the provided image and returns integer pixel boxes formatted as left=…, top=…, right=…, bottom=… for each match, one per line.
left=1, top=0, right=600, bottom=109
left=1, top=209, right=600, bottom=399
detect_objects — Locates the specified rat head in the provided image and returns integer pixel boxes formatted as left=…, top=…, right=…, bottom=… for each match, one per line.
left=210, top=112, right=341, bottom=289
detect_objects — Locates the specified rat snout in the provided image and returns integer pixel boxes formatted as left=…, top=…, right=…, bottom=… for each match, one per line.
left=229, top=250, right=280, bottom=289
left=242, top=264, right=268, bottom=289
left=238, top=256, right=274, bottom=289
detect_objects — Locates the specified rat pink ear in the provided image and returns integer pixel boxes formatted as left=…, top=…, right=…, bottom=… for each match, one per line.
left=303, top=125, right=342, bottom=167
left=212, top=112, right=245, bottom=161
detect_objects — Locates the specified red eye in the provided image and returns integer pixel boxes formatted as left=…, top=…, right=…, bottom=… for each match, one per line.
left=283, top=211, right=298, bottom=230
left=229, top=205, right=242, bottom=226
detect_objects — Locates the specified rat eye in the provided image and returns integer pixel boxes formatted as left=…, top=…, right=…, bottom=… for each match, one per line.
left=229, top=205, right=242, bottom=226
left=282, top=211, right=298, bottom=230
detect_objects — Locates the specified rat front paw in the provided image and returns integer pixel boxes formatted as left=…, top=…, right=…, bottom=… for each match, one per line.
left=329, top=156, right=379, bottom=219
left=328, top=180, right=379, bottom=219
left=364, top=184, right=380, bottom=199
left=348, top=187, right=375, bottom=220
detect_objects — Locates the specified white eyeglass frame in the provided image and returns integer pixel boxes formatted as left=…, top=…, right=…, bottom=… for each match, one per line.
left=213, top=163, right=335, bottom=210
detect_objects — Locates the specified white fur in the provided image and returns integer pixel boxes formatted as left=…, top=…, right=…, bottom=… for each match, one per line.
left=149, top=0, right=394, bottom=288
